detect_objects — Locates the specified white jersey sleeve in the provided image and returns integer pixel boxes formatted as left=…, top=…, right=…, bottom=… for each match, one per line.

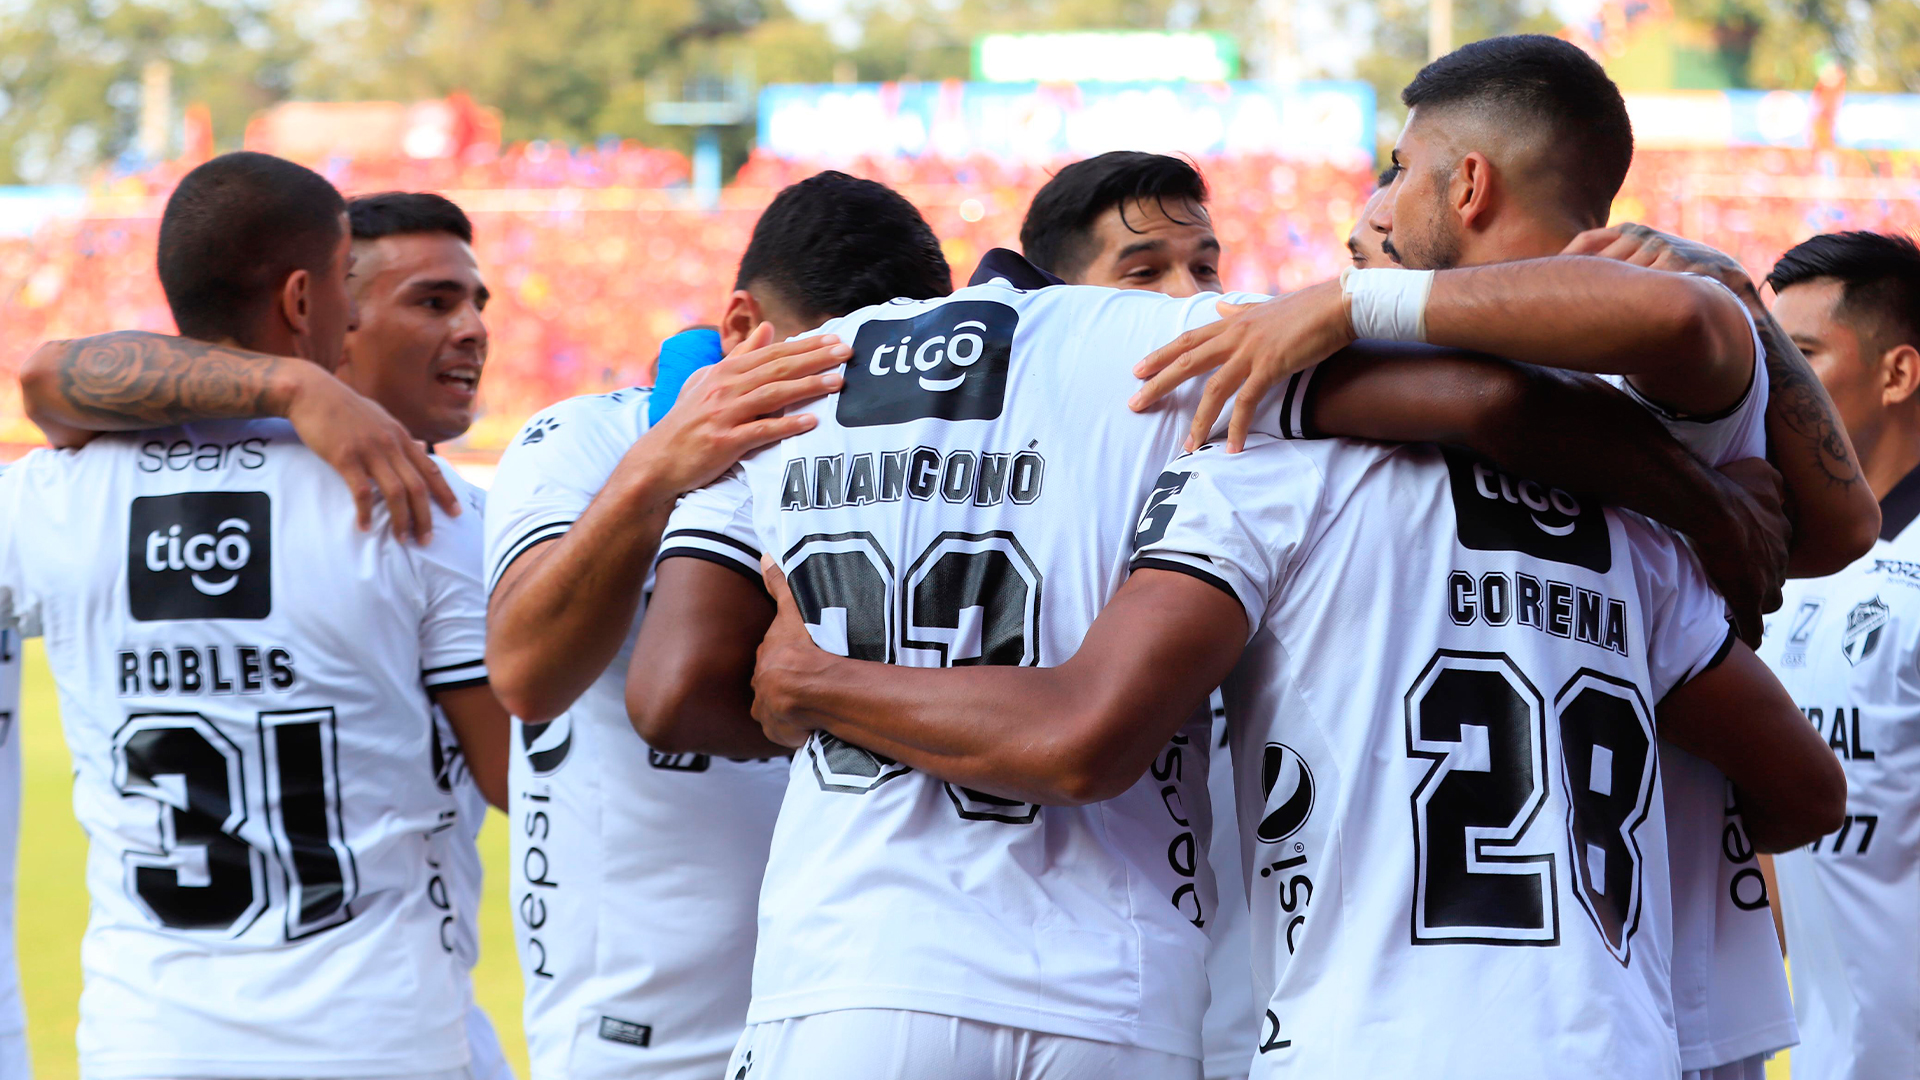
left=415, top=472, right=491, bottom=693
left=1637, top=530, right=1738, bottom=702
left=483, top=387, right=652, bottom=594
left=1604, top=276, right=1769, bottom=466
left=659, top=466, right=760, bottom=581
left=1128, top=436, right=1329, bottom=629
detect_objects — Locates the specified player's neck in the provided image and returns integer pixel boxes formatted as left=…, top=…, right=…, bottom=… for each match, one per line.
left=1860, top=417, right=1920, bottom=503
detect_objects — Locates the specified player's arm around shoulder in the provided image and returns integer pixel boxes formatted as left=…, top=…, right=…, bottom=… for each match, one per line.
left=1564, top=223, right=1880, bottom=574
left=752, top=440, right=1309, bottom=804
left=488, top=326, right=848, bottom=727
left=21, top=331, right=457, bottom=542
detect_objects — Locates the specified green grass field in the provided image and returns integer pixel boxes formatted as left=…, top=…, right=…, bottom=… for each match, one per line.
left=10, top=641, right=1793, bottom=1079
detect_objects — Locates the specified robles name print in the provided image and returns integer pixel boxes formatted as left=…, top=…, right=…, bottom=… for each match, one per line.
left=837, top=301, right=1017, bottom=427
left=128, top=492, right=272, bottom=621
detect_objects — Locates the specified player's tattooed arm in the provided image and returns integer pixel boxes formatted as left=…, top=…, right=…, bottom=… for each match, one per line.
left=1304, top=348, right=1789, bottom=644
left=1564, top=224, right=1879, bottom=576
left=20, top=331, right=458, bottom=542
left=751, top=561, right=1248, bottom=805
left=1131, top=256, right=1757, bottom=450
left=1657, top=642, right=1846, bottom=852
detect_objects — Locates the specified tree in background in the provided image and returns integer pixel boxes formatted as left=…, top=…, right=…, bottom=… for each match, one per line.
left=0, top=0, right=303, bottom=183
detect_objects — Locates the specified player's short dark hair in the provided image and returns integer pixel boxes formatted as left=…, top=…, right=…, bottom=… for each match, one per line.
left=1767, top=231, right=1920, bottom=356
left=347, top=191, right=473, bottom=244
left=734, top=171, right=951, bottom=324
left=1402, top=34, right=1633, bottom=225
left=156, top=151, right=346, bottom=342
left=1020, top=152, right=1210, bottom=279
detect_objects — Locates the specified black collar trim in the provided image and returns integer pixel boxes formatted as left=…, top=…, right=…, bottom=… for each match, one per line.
left=968, top=248, right=1065, bottom=290
left=1880, top=464, right=1920, bottom=541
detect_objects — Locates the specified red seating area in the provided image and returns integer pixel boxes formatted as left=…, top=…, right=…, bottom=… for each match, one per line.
left=2, top=146, right=1915, bottom=453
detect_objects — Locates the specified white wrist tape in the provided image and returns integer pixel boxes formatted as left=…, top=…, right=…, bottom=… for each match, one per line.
left=1340, top=266, right=1435, bottom=342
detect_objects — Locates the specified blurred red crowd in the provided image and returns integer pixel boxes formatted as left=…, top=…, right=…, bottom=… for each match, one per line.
left=2, top=145, right=1915, bottom=453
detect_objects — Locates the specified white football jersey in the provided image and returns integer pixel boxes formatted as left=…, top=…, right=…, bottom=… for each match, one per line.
left=1204, top=695, right=1258, bottom=1079
left=1758, top=467, right=1920, bottom=1080
left=664, top=281, right=1276, bottom=1058
left=484, top=388, right=788, bottom=1080
left=0, top=421, right=482, bottom=1079
left=1602, top=311, right=1797, bottom=1071
left=0, top=616, right=27, bottom=1079
left=1135, top=434, right=1736, bottom=1078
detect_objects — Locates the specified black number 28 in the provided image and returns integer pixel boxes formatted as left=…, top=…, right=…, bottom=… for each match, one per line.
left=1405, top=651, right=1655, bottom=962
left=114, top=708, right=357, bottom=939
left=785, top=530, right=1044, bottom=822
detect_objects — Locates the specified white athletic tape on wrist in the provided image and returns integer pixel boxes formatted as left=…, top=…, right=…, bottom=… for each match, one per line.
left=1340, top=266, right=1435, bottom=343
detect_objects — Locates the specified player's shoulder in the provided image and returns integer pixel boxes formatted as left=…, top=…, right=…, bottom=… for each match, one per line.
left=505, top=387, right=652, bottom=454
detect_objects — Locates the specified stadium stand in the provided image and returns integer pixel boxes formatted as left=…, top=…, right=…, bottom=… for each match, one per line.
left=2, top=144, right=1916, bottom=452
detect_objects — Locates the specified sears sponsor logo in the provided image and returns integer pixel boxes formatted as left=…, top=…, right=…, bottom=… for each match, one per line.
left=1443, top=448, right=1610, bottom=573
left=127, top=492, right=272, bottom=621
left=837, top=300, right=1017, bottom=427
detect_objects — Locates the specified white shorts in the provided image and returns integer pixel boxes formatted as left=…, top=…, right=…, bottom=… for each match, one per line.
left=1682, top=1056, right=1768, bottom=1080
left=728, top=1009, right=1201, bottom=1080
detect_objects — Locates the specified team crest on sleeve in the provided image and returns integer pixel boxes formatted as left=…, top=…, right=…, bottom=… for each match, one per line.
left=127, top=492, right=272, bottom=621
left=837, top=301, right=1017, bottom=427
left=1843, top=597, right=1889, bottom=666
left=520, top=416, right=561, bottom=445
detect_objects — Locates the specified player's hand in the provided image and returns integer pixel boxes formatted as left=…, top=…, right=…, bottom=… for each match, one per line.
left=282, top=364, right=457, bottom=544
left=1129, top=279, right=1352, bottom=452
left=1563, top=223, right=1758, bottom=301
left=1695, top=457, right=1790, bottom=646
left=751, top=558, right=831, bottom=750
left=634, top=322, right=851, bottom=495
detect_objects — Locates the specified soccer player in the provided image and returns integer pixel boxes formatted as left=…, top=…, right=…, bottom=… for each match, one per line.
left=0, top=609, right=25, bottom=1078
left=1134, top=37, right=1877, bottom=1080
left=338, top=190, right=512, bottom=1080
left=744, top=384, right=1842, bottom=1079
left=1020, top=151, right=1221, bottom=294
left=482, top=171, right=948, bottom=1080
left=1347, top=170, right=1394, bottom=268
left=1758, top=230, right=1920, bottom=1080
left=628, top=213, right=1814, bottom=1075
left=1018, top=150, right=1254, bottom=1080
left=0, top=151, right=502, bottom=1078
left=21, top=187, right=517, bottom=1076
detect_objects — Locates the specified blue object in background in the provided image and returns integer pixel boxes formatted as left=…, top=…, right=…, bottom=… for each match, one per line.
left=649, top=327, right=725, bottom=426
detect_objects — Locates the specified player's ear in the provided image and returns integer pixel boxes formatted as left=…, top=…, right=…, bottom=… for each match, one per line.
left=1455, top=151, right=1496, bottom=231
left=1879, top=341, right=1920, bottom=407
left=719, top=291, right=761, bottom=353
left=279, top=268, right=314, bottom=356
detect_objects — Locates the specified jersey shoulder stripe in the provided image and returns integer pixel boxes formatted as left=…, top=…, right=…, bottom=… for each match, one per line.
left=658, top=527, right=761, bottom=580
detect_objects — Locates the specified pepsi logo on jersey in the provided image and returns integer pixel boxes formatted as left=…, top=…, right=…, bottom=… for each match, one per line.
left=127, top=492, right=272, bottom=621
left=1443, top=448, right=1610, bottom=573
left=837, top=301, right=1016, bottom=427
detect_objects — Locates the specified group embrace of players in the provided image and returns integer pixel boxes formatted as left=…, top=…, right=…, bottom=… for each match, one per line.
left=2, top=29, right=1918, bottom=1080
